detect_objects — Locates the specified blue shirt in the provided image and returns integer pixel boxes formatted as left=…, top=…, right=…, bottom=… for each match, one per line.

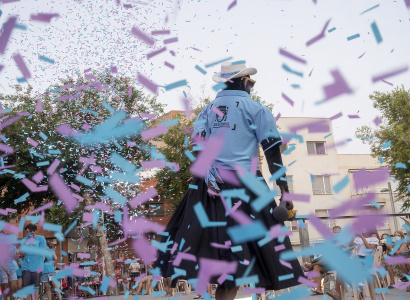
left=21, top=235, right=47, bottom=272
left=42, top=250, right=55, bottom=274
left=4, top=245, right=16, bottom=272
left=192, top=90, right=281, bottom=172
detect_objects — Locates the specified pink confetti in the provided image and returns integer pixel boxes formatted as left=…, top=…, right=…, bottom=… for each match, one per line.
left=146, top=47, right=167, bottom=59
left=243, top=288, right=265, bottom=294
left=250, top=156, right=258, bottom=175
left=217, top=273, right=229, bottom=285
left=0, top=143, right=13, bottom=153
left=275, top=112, right=281, bottom=121
left=32, top=171, right=44, bottom=184
left=298, top=276, right=318, bottom=288
left=49, top=173, right=78, bottom=213
left=279, top=259, right=293, bottom=269
left=211, top=106, right=224, bottom=118
left=358, top=52, right=366, bottom=59
left=227, top=0, right=237, bottom=11
left=322, top=69, right=352, bottom=102
left=28, top=202, right=53, bottom=215
left=163, top=37, right=178, bottom=44
left=141, top=160, right=165, bottom=170
left=197, top=259, right=237, bottom=295
left=348, top=114, right=360, bottom=119
left=137, top=73, right=158, bottom=94
left=353, top=167, right=389, bottom=190
left=282, top=192, right=310, bottom=202
left=141, top=124, right=168, bottom=141
left=129, top=187, right=158, bottom=208
left=274, top=244, right=286, bottom=251
left=306, top=270, right=320, bottom=278
left=30, top=13, right=60, bottom=23
left=373, top=116, right=381, bottom=126
left=329, top=193, right=375, bottom=218
left=279, top=48, right=307, bottom=64
left=282, top=93, right=294, bottom=106
left=405, top=0, right=410, bottom=9
left=0, top=16, right=17, bottom=54
left=381, top=79, right=393, bottom=86
left=289, top=119, right=329, bottom=133
left=77, top=253, right=91, bottom=259
left=330, top=112, right=343, bottom=120
left=151, top=30, right=170, bottom=35
left=131, top=27, right=155, bottom=46
left=110, top=66, right=117, bottom=73
left=47, top=159, right=60, bottom=175
left=372, top=65, right=409, bottom=83
left=308, top=213, right=333, bottom=239
left=164, top=61, right=175, bottom=69
left=26, top=137, right=38, bottom=148
left=21, top=178, right=48, bottom=192
left=132, top=237, right=157, bottom=263
left=191, top=135, right=224, bottom=178
left=13, top=53, right=31, bottom=79
left=172, top=252, right=196, bottom=267
left=35, top=100, right=43, bottom=112
left=306, top=19, right=331, bottom=47
left=2, top=0, right=21, bottom=3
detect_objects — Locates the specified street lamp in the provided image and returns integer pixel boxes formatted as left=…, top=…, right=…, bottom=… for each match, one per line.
left=381, top=182, right=399, bottom=232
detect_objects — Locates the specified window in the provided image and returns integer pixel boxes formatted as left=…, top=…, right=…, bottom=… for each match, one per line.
left=315, top=209, right=336, bottom=229
left=307, top=141, right=326, bottom=155
left=312, top=175, right=332, bottom=194
left=286, top=175, right=294, bottom=193
left=279, top=143, right=289, bottom=153
left=146, top=196, right=165, bottom=217
left=285, top=220, right=299, bottom=231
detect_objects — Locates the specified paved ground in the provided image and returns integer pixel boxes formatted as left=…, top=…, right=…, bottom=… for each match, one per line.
left=91, top=288, right=409, bottom=300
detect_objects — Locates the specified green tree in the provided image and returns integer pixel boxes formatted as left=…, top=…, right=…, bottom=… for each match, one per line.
left=356, top=85, right=410, bottom=210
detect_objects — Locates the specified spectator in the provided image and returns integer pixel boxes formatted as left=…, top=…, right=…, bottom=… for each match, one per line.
left=393, top=231, right=410, bottom=281
left=332, top=226, right=341, bottom=234
left=162, top=277, right=174, bottom=298
left=40, top=243, right=61, bottom=300
left=380, top=233, right=401, bottom=287
left=134, top=265, right=152, bottom=295
left=129, top=260, right=140, bottom=278
left=15, top=249, right=23, bottom=295
left=0, top=232, right=18, bottom=300
left=20, top=224, right=47, bottom=300
left=121, top=271, right=130, bottom=294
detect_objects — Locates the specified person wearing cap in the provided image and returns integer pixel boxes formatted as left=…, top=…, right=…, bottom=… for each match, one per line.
left=153, top=62, right=303, bottom=300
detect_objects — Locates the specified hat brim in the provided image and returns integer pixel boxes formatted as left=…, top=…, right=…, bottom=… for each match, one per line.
left=212, top=67, right=257, bottom=83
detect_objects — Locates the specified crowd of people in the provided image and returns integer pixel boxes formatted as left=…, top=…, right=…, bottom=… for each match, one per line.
left=301, top=218, right=410, bottom=300
left=1, top=220, right=410, bottom=300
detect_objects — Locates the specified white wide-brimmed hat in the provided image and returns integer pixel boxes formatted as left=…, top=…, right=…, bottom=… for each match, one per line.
left=212, top=62, right=257, bottom=83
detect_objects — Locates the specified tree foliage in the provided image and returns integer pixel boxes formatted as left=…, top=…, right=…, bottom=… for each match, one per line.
left=356, top=85, right=410, bottom=210
left=0, top=71, right=165, bottom=226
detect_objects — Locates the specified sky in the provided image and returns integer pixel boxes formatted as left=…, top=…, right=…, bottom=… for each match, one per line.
left=1, top=0, right=409, bottom=154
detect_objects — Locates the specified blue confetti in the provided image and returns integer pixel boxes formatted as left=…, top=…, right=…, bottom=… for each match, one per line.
left=332, top=175, right=349, bottom=194
left=328, top=27, right=336, bottom=33
left=382, top=140, right=391, bottom=149
left=371, top=22, right=382, bottom=44
left=195, top=65, right=207, bottom=75
left=165, top=80, right=187, bottom=91
left=39, top=55, right=55, bottom=64
left=347, top=34, right=360, bottom=41
left=395, top=162, right=407, bottom=169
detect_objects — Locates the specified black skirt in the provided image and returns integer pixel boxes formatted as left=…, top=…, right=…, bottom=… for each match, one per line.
left=153, top=172, right=304, bottom=290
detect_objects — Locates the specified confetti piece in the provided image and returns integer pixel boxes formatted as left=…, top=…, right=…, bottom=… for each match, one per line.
left=332, top=175, right=349, bottom=193
left=353, top=167, right=389, bottom=190
left=278, top=274, right=294, bottom=281
left=131, top=27, right=155, bottom=46
left=306, top=19, right=331, bottom=47
left=190, top=136, right=224, bottom=178
left=38, top=55, right=55, bottom=64
left=13, top=53, right=31, bottom=79
left=227, top=0, right=237, bottom=11
left=197, top=259, right=237, bottom=295
left=164, top=79, right=187, bottom=90
left=14, top=192, right=29, bottom=204
left=321, top=69, right=352, bottom=102
left=141, top=124, right=168, bottom=141
left=164, top=61, right=174, bottom=69
left=281, top=93, right=294, bottom=106
left=396, top=162, right=407, bottom=169
left=189, top=184, right=198, bottom=190
left=30, top=13, right=60, bottom=23
left=49, top=173, right=78, bottom=213
left=282, top=64, right=303, bottom=77
left=328, top=27, right=336, bottom=33
left=195, top=65, right=207, bottom=75
left=282, top=193, right=310, bottom=202
left=348, top=114, right=360, bottom=118
left=297, top=276, right=317, bottom=288
left=372, top=65, right=409, bottom=83
left=371, top=22, right=382, bottom=44
left=0, top=16, right=17, bottom=54
left=405, top=0, right=410, bottom=9
left=360, top=4, right=380, bottom=15
left=211, top=106, right=224, bottom=118
left=137, top=73, right=158, bottom=94
left=194, top=202, right=227, bottom=228
left=212, top=82, right=227, bottom=92
left=205, top=57, right=233, bottom=68
left=129, top=187, right=158, bottom=207
left=279, top=48, right=307, bottom=64
left=163, top=37, right=178, bottom=44
left=347, top=33, right=360, bottom=41
left=151, top=30, right=170, bottom=35
left=146, top=47, right=167, bottom=59
left=227, top=220, right=268, bottom=243
left=382, top=140, right=391, bottom=148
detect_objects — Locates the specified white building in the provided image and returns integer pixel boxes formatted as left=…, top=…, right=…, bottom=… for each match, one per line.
left=260, top=117, right=407, bottom=247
